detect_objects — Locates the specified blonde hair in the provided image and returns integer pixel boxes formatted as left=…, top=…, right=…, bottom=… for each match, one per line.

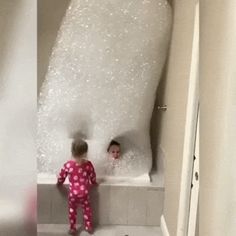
left=71, top=139, right=88, bottom=157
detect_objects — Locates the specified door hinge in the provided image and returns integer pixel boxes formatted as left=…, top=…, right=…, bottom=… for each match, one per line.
left=195, top=172, right=199, bottom=181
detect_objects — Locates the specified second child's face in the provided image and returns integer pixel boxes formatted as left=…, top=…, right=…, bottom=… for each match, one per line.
left=108, top=145, right=121, bottom=160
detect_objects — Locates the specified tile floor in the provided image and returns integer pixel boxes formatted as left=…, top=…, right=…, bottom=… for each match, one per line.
left=37, top=224, right=163, bottom=236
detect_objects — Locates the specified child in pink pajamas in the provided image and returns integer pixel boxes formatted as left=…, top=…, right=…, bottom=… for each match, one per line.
left=57, top=139, right=97, bottom=235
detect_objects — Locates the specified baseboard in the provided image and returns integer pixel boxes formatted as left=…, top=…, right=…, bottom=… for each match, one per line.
left=161, top=215, right=170, bottom=236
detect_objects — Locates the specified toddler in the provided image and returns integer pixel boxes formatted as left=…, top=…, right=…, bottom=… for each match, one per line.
left=57, top=139, right=97, bottom=235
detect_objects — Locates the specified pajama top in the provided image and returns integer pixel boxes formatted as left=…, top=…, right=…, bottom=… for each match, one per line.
left=57, top=159, right=97, bottom=196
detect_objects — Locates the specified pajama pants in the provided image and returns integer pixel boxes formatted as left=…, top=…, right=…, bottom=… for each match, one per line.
left=68, top=193, right=92, bottom=231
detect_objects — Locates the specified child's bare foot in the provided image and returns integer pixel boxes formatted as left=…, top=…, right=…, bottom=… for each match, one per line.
left=68, top=228, right=77, bottom=235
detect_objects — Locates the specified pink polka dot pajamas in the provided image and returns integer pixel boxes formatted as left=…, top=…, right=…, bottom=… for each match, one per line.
left=57, top=160, right=97, bottom=232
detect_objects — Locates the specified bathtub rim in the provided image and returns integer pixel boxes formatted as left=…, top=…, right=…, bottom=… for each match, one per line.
left=37, top=172, right=164, bottom=188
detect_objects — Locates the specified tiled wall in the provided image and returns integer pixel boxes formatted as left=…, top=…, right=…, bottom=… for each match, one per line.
left=38, top=184, right=164, bottom=226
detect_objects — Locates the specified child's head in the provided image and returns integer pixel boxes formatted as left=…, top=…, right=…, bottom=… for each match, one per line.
left=71, top=139, right=88, bottom=158
left=107, top=140, right=121, bottom=159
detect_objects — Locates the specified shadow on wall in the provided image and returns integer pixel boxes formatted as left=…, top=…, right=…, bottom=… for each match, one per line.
left=143, top=0, right=173, bottom=173
left=37, top=0, right=70, bottom=95
left=150, top=0, right=173, bottom=173
left=167, top=0, right=173, bottom=7
left=150, top=63, right=169, bottom=172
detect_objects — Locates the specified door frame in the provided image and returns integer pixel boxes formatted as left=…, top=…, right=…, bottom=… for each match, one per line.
left=176, top=2, right=199, bottom=236
left=187, top=107, right=199, bottom=236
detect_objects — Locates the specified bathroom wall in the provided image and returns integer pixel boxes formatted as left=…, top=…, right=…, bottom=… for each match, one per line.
left=155, top=0, right=197, bottom=235
left=150, top=0, right=173, bottom=175
left=37, top=0, right=70, bottom=94
left=200, top=0, right=236, bottom=235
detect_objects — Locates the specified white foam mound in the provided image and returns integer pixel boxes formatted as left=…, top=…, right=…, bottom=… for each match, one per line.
left=38, top=0, right=172, bottom=176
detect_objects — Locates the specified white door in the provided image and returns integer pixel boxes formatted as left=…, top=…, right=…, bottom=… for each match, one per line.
left=177, top=2, right=199, bottom=235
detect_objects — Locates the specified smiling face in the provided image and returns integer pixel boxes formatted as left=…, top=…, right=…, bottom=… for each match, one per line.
left=108, top=145, right=121, bottom=160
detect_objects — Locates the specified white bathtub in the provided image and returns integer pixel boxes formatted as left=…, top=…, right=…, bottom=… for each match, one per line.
left=37, top=172, right=164, bottom=225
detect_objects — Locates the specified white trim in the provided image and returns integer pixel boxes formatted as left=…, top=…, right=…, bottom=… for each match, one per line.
left=161, top=215, right=170, bottom=236
left=187, top=112, right=199, bottom=236
left=176, top=2, right=199, bottom=236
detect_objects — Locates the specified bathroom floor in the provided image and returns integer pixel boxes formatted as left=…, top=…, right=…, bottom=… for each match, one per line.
left=37, top=224, right=162, bottom=236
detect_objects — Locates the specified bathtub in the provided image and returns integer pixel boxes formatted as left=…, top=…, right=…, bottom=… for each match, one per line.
left=37, top=172, right=164, bottom=226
